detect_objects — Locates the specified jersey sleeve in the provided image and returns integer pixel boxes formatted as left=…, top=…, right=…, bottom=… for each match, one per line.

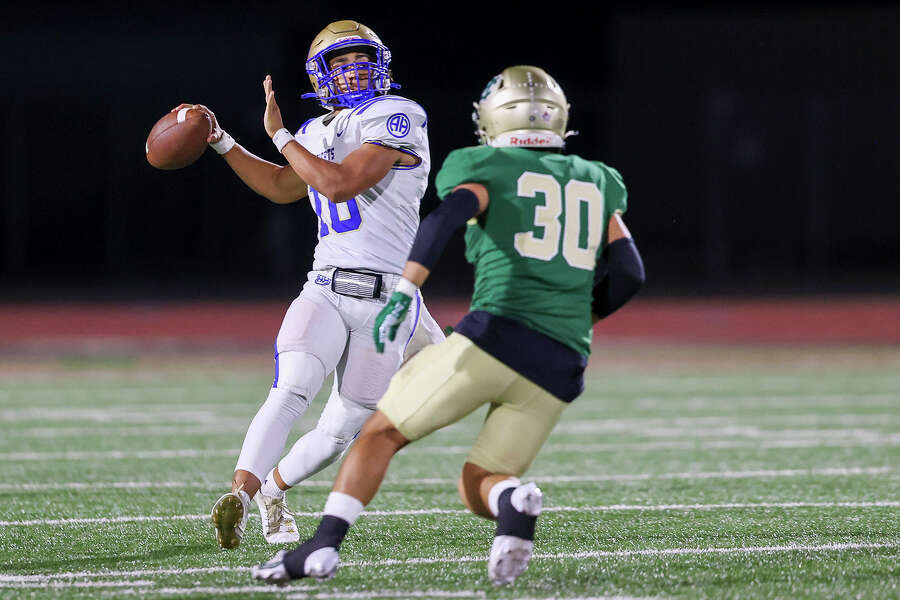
left=355, top=97, right=428, bottom=165
left=603, top=165, right=628, bottom=215
left=435, top=147, right=493, bottom=199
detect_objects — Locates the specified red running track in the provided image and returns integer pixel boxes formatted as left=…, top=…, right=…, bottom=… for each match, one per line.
left=0, top=298, right=898, bottom=345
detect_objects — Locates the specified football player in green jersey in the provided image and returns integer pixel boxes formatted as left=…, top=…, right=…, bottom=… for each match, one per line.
left=252, top=66, right=645, bottom=587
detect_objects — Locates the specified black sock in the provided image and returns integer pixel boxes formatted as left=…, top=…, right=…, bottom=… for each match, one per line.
left=495, top=487, right=536, bottom=541
left=282, top=515, right=350, bottom=578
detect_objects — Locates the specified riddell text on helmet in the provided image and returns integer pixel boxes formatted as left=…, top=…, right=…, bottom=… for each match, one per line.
left=510, top=135, right=554, bottom=145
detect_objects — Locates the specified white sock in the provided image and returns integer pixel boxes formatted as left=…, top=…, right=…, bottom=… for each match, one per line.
left=277, top=427, right=349, bottom=487
left=323, top=491, right=364, bottom=525
left=260, top=469, right=285, bottom=498
left=486, top=478, right=520, bottom=517
left=234, top=387, right=310, bottom=481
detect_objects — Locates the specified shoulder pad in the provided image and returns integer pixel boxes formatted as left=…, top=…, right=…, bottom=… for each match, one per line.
left=349, top=95, right=426, bottom=121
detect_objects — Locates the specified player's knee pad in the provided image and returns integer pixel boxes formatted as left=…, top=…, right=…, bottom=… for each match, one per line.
left=272, top=350, right=326, bottom=401
left=309, top=427, right=350, bottom=458
left=316, top=390, right=375, bottom=445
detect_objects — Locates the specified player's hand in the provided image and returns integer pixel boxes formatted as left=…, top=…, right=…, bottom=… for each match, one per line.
left=263, top=75, right=285, bottom=137
left=374, top=292, right=414, bottom=353
left=172, top=103, right=224, bottom=144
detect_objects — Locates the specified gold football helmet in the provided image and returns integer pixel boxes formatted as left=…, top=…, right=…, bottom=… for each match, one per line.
left=473, top=65, right=571, bottom=148
left=302, top=20, right=396, bottom=109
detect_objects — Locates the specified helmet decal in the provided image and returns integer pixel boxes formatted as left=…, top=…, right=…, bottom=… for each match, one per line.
left=480, top=75, right=502, bottom=100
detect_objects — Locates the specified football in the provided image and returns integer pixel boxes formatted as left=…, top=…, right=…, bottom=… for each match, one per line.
left=145, top=107, right=212, bottom=170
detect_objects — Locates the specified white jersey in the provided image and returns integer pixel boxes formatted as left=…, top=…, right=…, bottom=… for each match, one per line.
left=294, top=95, right=430, bottom=274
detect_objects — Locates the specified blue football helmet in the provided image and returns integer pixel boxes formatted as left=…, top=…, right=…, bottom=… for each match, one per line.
left=302, top=20, right=399, bottom=110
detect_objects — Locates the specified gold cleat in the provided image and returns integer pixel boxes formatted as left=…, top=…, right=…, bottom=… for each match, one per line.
left=210, top=490, right=249, bottom=549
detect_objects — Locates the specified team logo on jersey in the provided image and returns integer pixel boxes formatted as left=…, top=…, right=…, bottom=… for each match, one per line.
left=386, top=113, right=411, bottom=138
left=314, top=274, right=331, bottom=286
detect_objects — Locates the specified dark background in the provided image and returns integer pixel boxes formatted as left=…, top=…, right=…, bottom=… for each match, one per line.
left=1, top=3, right=898, bottom=301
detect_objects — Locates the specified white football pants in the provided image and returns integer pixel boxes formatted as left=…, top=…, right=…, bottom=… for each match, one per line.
left=235, top=269, right=445, bottom=484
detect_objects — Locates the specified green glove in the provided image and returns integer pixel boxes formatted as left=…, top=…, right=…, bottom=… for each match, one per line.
left=374, top=290, right=414, bottom=354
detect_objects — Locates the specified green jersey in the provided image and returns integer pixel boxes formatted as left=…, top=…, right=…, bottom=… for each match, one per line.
left=435, top=145, right=627, bottom=356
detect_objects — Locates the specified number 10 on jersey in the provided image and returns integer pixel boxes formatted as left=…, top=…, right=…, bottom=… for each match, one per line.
left=310, top=188, right=362, bottom=236
left=513, top=171, right=604, bottom=270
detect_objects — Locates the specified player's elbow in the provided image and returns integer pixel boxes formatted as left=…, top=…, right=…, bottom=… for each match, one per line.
left=612, top=245, right=645, bottom=298
left=621, top=260, right=646, bottom=290
left=315, top=179, right=355, bottom=204
left=327, top=188, right=355, bottom=204
left=267, top=193, right=297, bottom=205
left=260, top=185, right=305, bottom=205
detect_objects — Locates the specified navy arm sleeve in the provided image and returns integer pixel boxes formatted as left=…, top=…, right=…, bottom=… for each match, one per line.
left=592, top=237, right=645, bottom=319
left=407, top=188, right=480, bottom=270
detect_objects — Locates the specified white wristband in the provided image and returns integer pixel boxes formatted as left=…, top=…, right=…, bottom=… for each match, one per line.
left=210, top=131, right=235, bottom=155
left=395, top=277, right=418, bottom=297
left=272, top=128, right=294, bottom=153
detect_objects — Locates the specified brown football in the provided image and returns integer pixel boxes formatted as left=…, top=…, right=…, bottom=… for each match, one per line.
left=145, top=107, right=212, bottom=170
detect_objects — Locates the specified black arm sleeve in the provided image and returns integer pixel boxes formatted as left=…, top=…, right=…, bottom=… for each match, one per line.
left=407, top=188, right=480, bottom=270
left=591, top=237, right=646, bottom=319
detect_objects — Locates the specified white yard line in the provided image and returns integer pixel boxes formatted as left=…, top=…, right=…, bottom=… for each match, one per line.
left=0, top=584, right=486, bottom=598
left=1, top=466, right=893, bottom=492
left=344, top=541, right=900, bottom=567
left=0, top=580, right=154, bottom=589
left=8, top=418, right=899, bottom=439
left=0, top=407, right=236, bottom=424
left=2, top=501, right=896, bottom=527
left=415, top=438, right=900, bottom=454
left=553, top=413, right=900, bottom=430
left=0, top=448, right=239, bottom=460
left=9, top=423, right=252, bottom=438
left=2, top=392, right=897, bottom=423
left=1, top=541, right=895, bottom=585
left=5, top=436, right=899, bottom=462
left=598, top=466, right=895, bottom=481
left=632, top=394, right=900, bottom=410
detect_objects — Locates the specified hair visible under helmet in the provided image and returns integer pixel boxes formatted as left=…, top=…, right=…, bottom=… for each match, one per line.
left=302, top=20, right=398, bottom=110
left=472, top=65, right=573, bottom=148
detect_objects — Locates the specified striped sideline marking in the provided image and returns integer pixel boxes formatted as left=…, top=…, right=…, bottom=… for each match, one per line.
left=5, top=435, right=900, bottom=461
left=1, top=541, right=895, bottom=584
left=1, top=466, right=893, bottom=493
left=2, top=501, right=897, bottom=528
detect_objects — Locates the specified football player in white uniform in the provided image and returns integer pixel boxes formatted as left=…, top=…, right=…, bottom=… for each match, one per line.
left=176, top=20, right=444, bottom=549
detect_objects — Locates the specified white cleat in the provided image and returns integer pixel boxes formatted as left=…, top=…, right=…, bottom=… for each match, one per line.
left=251, top=547, right=340, bottom=585
left=255, top=491, right=300, bottom=544
left=488, top=482, right=543, bottom=586
left=251, top=550, right=291, bottom=585
left=488, top=535, right=535, bottom=586
left=304, top=547, right=340, bottom=581
left=210, top=490, right=249, bottom=549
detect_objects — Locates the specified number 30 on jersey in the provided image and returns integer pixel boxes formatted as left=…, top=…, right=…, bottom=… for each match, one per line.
left=513, top=171, right=604, bottom=270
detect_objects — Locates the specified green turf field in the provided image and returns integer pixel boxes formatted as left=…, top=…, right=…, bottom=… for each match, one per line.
left=1, top=349, right=898, bottom=599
